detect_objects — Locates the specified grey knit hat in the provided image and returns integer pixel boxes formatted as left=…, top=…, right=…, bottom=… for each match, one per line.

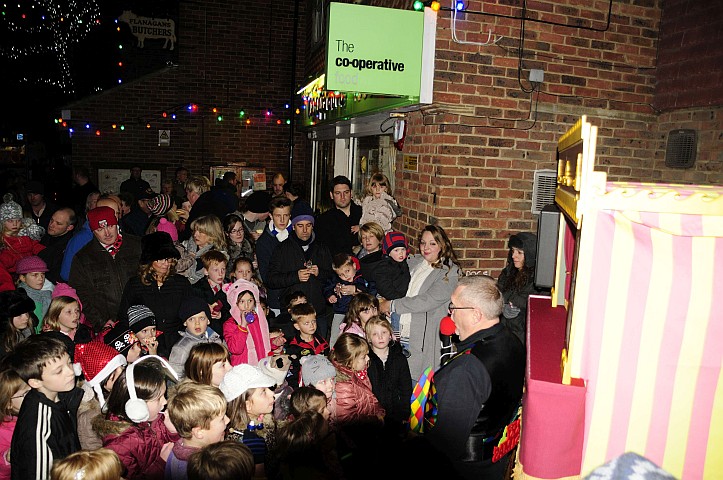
left=0, top=194, right=22, bottom=223
left=299, top=355, right=336, bottom=387
left=127, top=305, right=156, bottom=333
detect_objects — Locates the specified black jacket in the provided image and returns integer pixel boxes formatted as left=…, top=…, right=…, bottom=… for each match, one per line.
left=314, top=202, right=362, bottom=256
left=191, top=279, right=231, bottom=338
left=117, top=273, right=195, bottom=357
left=265, top=233, right=333, bottom=312
left=368, top=342, right=412, bottom=427
left=39, top=232, right=73, bottom=283
left=11, top=387, right=83, bottom=480
left=69, top=235, right=142, bottom=332
left=372, top=256, right=410, bottom=300
left=358, top=250, right=384, bottom=294
left=179, top=191, right=234, bottom=241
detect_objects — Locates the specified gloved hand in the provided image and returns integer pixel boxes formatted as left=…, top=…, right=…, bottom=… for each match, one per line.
left=503, top=302, right=521, bottom=319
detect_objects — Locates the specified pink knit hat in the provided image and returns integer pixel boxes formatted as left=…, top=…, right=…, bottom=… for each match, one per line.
left=15, top=255, right=48, bottom=274
left=156, top=218, right=178, bottom=242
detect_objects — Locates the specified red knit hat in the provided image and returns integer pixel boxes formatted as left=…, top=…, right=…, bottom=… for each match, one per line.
left=74, top=340, right=127, bottom=408
left=87, top=206, right=118, bottom=231
left=382, top=231, right=409, bottom=255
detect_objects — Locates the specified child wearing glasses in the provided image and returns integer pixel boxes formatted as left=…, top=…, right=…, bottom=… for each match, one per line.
left=337, top=293, right=379, bottom=341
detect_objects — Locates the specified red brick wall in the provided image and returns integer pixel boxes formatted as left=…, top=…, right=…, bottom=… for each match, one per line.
left=68, top=0, right=309, bottom=186
left=655, top=0, right=723, bottom=111
left=330, top=0, right=720, bottom=273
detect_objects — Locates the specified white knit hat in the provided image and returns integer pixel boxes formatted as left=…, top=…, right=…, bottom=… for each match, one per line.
left=0, top=194, right=22, bottom=223
left=219, top=364, right=276, bottom=402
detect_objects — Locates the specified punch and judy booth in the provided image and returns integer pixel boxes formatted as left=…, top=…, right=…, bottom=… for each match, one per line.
left=519, top=116, right=723, bottom=479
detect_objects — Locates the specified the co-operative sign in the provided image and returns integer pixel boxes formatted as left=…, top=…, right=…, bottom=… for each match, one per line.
left=325, top=3, right=424, bottom=97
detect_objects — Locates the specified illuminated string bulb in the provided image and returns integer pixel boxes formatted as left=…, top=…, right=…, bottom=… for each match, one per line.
left=212, top=107, right=217, bottom=113
left=239, top=110, right=245, bottom=118
left=112, top=124, right=117, bottom=129
left=120, top=125, right=125, bottom=130
left=171, top=114, right=176, bottom=120
left=146, top=123, right=151, bottom=128
left=276, top=119, right=281, bottom=125
left=431, top=1, right=441, bottom=11
left=162, top=112, right=167, bottom=118
left=217, top=115, right=222, bottom=121
left=245, top=119, right=251, bottom=125
left=266, top=110, right=271, bottom=116
left=95, top=130, right=100, bottom=136
left=295, top=108, right=300, bottom=114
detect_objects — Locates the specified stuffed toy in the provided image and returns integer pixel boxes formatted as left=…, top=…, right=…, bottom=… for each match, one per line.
left=259, top=354, right=296, bottom=421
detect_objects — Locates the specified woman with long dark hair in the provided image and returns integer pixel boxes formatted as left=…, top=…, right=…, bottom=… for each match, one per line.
left=497, top=232, right=543, bottom=346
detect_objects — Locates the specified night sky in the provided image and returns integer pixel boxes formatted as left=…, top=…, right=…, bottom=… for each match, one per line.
left=0, top=0, right=178, bottom=156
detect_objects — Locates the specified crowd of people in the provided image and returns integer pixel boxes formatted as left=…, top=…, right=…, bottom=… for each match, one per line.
left=0, top=166, right=544, bottom=480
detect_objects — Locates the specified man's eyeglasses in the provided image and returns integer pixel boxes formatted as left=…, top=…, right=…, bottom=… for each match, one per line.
left=448, top=302, right=475, bottom=313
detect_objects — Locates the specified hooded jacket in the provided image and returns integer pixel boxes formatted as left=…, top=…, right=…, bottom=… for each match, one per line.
left=497, top=232, right=543, bottom=345
left=333, top=361, right=385, bottom=426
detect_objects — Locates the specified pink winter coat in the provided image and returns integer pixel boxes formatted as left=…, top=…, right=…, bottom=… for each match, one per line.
left=223, top=279, right=271, bottom=366
left=0, top=417, right=16, bottom=480
left=99, top=413, right=179, bottom=480
left=333, top=362, right=385, bottom=425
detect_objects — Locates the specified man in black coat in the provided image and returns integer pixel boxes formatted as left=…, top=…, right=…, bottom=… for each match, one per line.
left=38, top=208, right=77, bottom=283
left=265, top=202, right=333, bottom=339
left=314, top=175, right=362, bottom=256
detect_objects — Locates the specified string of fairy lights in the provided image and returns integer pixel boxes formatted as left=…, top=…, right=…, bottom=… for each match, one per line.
left=54, top=101, right=314, bottom=137
left=0, top=0, right=102, bottom=94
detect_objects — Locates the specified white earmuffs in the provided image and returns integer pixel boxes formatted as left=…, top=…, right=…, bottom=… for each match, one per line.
left=124, top=355, right=178, bottom=423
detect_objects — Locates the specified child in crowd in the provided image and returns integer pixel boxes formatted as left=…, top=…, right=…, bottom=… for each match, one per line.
left=337, top=292, right=380, bottom=342
left=358, top=172, right=401, bottom=233
left=74, top=340, right=127, bottom=450
left=223, top=279, right=271, bottom=366
left=0, top=366, right=30, bottom=480
left=223, top=214, right=255, bottom=280
left=102, top=322, right=143, bottom=363
left=230, top=257, right=265, bottom=296
left=365, top=316, right=412, bottom=434
left=289, top=386, right=330, bottom=421
left=270, top=290, right=306, bottom=343
left=299, top=355, right=337, bottom=426
left=286, top=303, right=329, bottom=388
left=126, top=304, right=162, bottom=357
left=53, top=282, right=94, bottom=340
left=16, top=255, right=54, bottom=332
left=9, top=336, right=82, bottom=480
left=275, top=411, right=342, bottom=480
left=170, top=297, right=225, bottom=379
left=191, top=250, right=230, bottom=336
left=184, top=342, right=232, bottom=388
left=325, top=253, right=372, bottom=341
left=179, top=215, right=228, bottom=285
left=330, top=333, right=385, bottom=426
left=220, top=363, right=279, bottom=478
left=0, top=194, right=45, bottom=275
left=96, top=356, right=180, bottom=480
left=42, top=295, right=93, bottom=344
left=0, top=289, right=35, bottom=357
left=50, top=448, right=123, bottom=480
left=165, top=381, right=230, bottom=480
left=260, top=295, right=274, bottom=321
left=376, top=231, right=411, bottom=349
left=187, top=441, right=254, bottom=480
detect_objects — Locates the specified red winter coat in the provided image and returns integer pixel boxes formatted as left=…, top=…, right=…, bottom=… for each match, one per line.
left=333, top=361, right=385, bottom=426
left=0, top=235, right=45, bottom=273
left=97, top=413, right=179, bottom=480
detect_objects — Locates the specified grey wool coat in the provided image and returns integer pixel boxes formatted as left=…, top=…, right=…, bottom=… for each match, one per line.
left=391, top=254, right=460, bottom=381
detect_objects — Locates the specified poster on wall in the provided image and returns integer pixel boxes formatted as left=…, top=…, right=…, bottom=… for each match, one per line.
left=98, top=168, right=161, bottom=194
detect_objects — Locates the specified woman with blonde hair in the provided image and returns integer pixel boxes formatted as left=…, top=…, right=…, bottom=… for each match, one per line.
left=179, top=215, right=229, bottom=285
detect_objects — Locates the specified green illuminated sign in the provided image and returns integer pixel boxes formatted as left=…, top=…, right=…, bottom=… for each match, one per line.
left=326, top=3, right=423, bottom=97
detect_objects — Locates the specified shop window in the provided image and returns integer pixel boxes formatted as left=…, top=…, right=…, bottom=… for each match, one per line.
left=352, top=135, right=395, bottom=199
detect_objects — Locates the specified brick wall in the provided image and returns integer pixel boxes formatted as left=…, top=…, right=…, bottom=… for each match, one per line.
left=655, top=0, right=723, bottom=111
left=68, top=0, right=309, bottom=187
left=335, top=0, right=721, bottom=272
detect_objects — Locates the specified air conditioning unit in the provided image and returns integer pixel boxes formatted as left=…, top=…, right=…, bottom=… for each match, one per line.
left=531, top=169, right=557, bottom=215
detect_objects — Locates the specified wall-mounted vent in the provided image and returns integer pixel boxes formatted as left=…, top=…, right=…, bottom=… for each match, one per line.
left=532, top=169, right=557, bottom=215
left=665, top=129, right=697, bottom=169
